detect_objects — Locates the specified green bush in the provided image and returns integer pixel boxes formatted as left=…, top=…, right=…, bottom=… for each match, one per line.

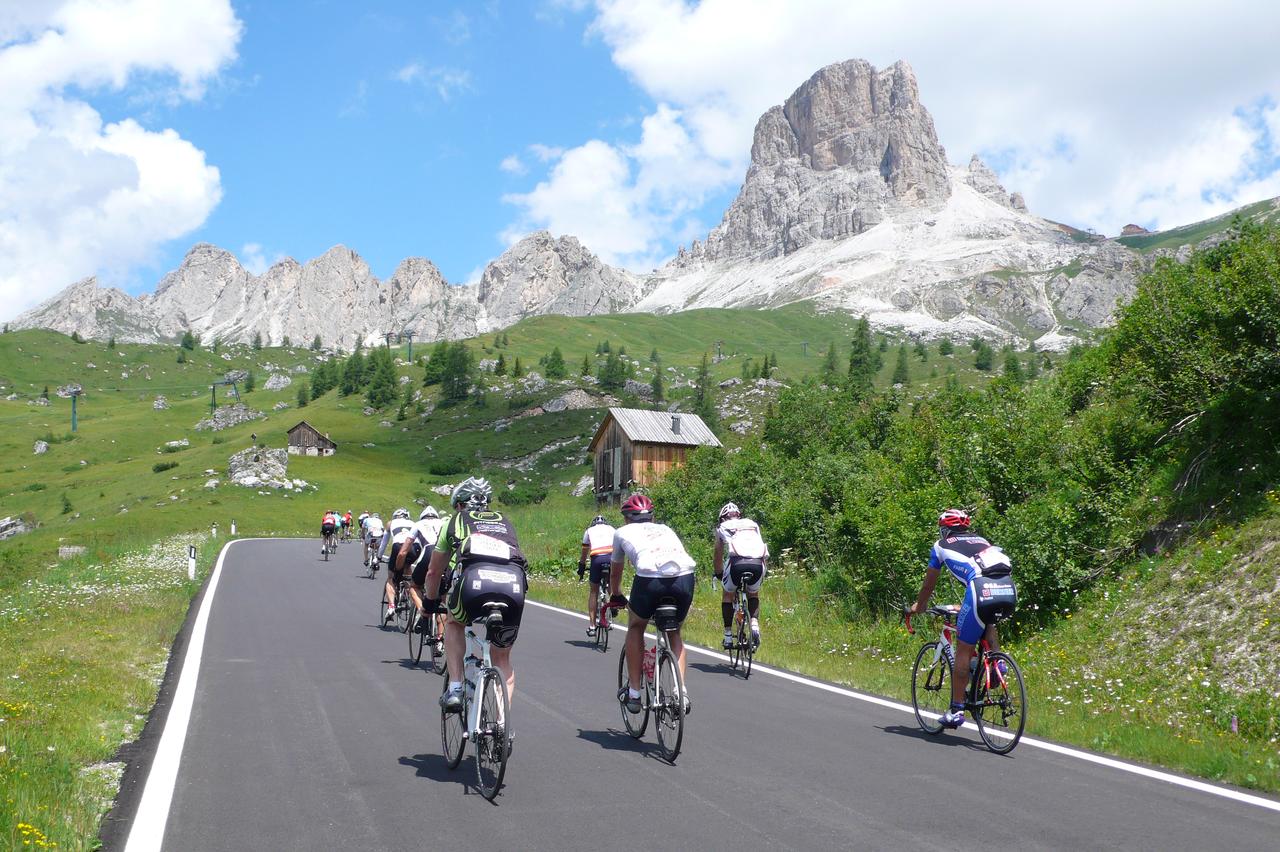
left=152, top=461, right=179, bottom=473
left=498, top=481, right=548, bottom=506
left=428, top=456, right=467, bottom=476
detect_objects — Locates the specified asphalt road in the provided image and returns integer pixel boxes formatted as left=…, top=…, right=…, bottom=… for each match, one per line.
left=152, top=539, right=1278, bottom=850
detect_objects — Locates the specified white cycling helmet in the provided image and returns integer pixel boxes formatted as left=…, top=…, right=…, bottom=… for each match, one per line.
left=372, top=512, right=381, bottom=519
left=451, top=476, right=492, bottom=510
left=419, top=506, right=439, bottom=520
left=392, top=507, right=410, bottom=520
left=718, top=502, right=741, bottom=522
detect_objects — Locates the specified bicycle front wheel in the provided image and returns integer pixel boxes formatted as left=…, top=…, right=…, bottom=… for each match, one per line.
left=911, top=641, right=950, bottom=735
left=409, top=609, right=425, bottom=664
left=395, top=590, right=412, bottom=634
left=475, top=668, right=510, bottom=800
left=738, top=596, right=753, bottom=679
left=617, top=646, right=648, bottom=738
left=653, top=646, right=685, bottom=762
left=440, top=676, right=465, bottom=769
left=974, top=651, right=1026, bottom=754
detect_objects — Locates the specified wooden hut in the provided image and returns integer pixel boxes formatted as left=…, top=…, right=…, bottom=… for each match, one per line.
left=286, top=421, right=337, bottom=456
left=587, top=408, right=721, bottom=501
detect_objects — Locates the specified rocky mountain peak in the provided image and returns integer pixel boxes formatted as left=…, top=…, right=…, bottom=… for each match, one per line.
left=964, top=154, right=1026, bottom=211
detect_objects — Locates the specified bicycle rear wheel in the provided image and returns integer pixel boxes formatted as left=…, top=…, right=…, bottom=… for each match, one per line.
left=911, top=641, right=950, bottom=735
left=974, top=651, right=1026, bottom=754
left=395, top=588, right=412, bottom=634
left=440, top=677, right=465, bottom=769
left=475, top=668, right=510, bottom=800
left=617, top=646, right=649, bottom=738
left=653, top=646, right=685, bottom=762
left=595, top=594, right=610, bottom=653
left=729, top=607, right=743, bottom=672
left=423, top=615, right=442, bottom=675
left=323, top=539, right=329, bottom=561
left=737, top=594, right=753, bottom=679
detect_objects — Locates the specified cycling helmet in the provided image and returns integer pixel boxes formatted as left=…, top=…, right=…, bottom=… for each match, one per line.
left=372, top=512, right=381, bottom=519
left=392, top=507, right=410, bottom=520
left=590, top=515, right=608, bottom=527
left=451, top=476, right=492, bottom=510
left=938, top=508, right=971, bottom=530
left=419, top=506, right=439, bottom=520
left=620, top=493, right=654, bottom=522
left=718, top=502, right=741, bottom=522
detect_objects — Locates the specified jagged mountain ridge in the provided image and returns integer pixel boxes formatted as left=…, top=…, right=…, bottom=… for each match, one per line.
left=13, top=57, right=1274, bottom=348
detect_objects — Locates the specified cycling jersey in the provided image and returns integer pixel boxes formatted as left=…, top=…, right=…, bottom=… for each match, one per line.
left=582, top=522, right=616, bottom=556
left=410, top=517, right=444, bottom=550
left=929, top=532, right=1016, bottom=644
left=611, top=522, right=695, bottom=578
left=322, top=513, right=339, bottom=527
left=440, top=509, right=527, bottom=646
left=387, top=517, right=414, bottom=545
left=363, top=518, right=384, bottom=540
left=440, top=509, right=527, bottom=573
left=717, top=517, right=768, bottom=572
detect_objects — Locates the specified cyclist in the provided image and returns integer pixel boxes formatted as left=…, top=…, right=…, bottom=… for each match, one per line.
left=577, top=514, right=616, bottom=637
left=381, top=508, right=415, bottom=625
left=404, top=506, right=446, bottom=630
left=342, top=510, right=354, bottom=541
left=421, top=477, right=527, bottom=712
left=612, top=493, right=696, bottom=716
left=906, top=509, right=1017, bottom=729
left=363, top=512, right=385, bottom=570
left=713, top=502, right=768, bottom=650
left=320, top=509, right=339, bottom=555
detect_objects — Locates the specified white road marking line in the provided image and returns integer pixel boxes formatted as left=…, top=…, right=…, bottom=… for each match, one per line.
left=124, top=539, right=258, bottom=852
left=525, top=598, right=1280, bottom=814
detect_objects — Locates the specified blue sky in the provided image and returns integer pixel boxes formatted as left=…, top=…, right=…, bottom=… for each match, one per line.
left=91, top=1, right=712, bottom=285
left=4, top=0, right=1280, bottom=319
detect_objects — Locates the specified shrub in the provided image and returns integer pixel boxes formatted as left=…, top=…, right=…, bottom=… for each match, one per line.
left=153, top=461, right=179, bottom=473
left=498, top=481, right=548, bottom=506
left=428, top=456, right=467, bottom=476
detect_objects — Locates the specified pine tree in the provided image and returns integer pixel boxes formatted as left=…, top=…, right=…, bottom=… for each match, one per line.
left=180, top=330, right=196, bottom=350
left=618, top=345, right=626, bottom=357
left=41, top=385, right=49, bottom=400
left=502, top=332, right=510, bottom=347
left=493, top=334, right=502, bottom=348
left=297, top=382, right=309, bottom=407
left=495, top=353, right=507, bottom=376
left=339, top=348, right=365, bottom=396
left=1025, top=351, right=1040, bottom=380
left=513, top=356, right=524, bottom=378
left=650, top=370, right=664, bottom=401
left=892, top=344, right=911, bottom=385
left=365, top=347, right=400, bottom=409
left=581, top=354, right=591, bottom=376
left=441, top=342, right=474, bottom=402
left=913, top=339, right=928, bottom=361
left=252, top=331, right=263, bottom=350
left=938, top=337, right=954, bottom=356
left=742, top=359, right=753, bottom=380
left=1003, top=348, right=1025, bottom=382
left=311, top=334, right=322, bottom=350
left=649, top=347, right=659, bottom=363
left=601, top=339, right=611, bottom=354
left=282, top=335, right=291, bottom=348
left=544, top=346, right=567, bottom=379
left=692, top=352, right=718, bottom=430
left=847, top=316, right=875, bottom=392
left=244, top=370, right=256, bottom=393
left=597, top=352, right=626, bottom=391
left=422, top=340, right=449, bottom=385
left=822, top=340, right=839, bottom=380
left=974, top=341, right=995, bottom=371
left=176, top=350, right=187, bottom=364
left=107, top=336, right=116, bottom=349
left=769, top=351, right=778, bottom=370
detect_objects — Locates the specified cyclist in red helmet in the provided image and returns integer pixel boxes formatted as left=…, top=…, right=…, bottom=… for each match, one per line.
left=612, top=493, right=696, bottom=716
left=907, top=509, right=1017, bottom=729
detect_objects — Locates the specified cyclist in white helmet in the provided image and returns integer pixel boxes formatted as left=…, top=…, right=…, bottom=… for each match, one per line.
left=381, top=508, right=415, bottom=624
left=714, top=502, right=769, bottom=649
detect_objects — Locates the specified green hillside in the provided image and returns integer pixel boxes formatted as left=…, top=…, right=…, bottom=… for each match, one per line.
left=1116, top=197, right=1280, bottom=252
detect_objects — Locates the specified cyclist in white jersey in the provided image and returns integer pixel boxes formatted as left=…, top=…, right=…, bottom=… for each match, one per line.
left=403, top=506, right=445, bottom=625
left=612, top=494, right=696, bottom=716
left=714, top=502, right=769, bottom=649
left=381, top=508, right=415, bottom=624
left=578, top=515, right=616, bottom=636
left=363, top=513, right=385, bottom=570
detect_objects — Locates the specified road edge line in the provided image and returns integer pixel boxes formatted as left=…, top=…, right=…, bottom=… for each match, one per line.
left=525, top=598, right=1280, bottom=814
left=122, top=538, right=242, bottom=851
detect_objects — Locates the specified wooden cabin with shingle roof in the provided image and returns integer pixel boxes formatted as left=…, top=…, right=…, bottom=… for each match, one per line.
left=587, top=407, right=721, bottom=501
left=286, top=421, right=337, bottom=456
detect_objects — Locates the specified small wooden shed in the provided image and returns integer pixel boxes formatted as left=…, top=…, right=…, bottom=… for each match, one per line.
left=587, top=408, right=721, bottom=501
left=287, top=421, right=337, bottom=456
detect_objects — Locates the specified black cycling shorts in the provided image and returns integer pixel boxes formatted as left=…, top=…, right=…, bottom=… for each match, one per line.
left=321, top=523, right=335, bottom=536
left=628, top=573, right=695, bottom=625
left=447, top=561, right=526, bottom=647
left=410, top=545, right=447, bottom=598
left=387, top=542, right=405, bottom=583
left=722, top=557, right=766, bottom=593
left=588, top=554, right=611, bottom=585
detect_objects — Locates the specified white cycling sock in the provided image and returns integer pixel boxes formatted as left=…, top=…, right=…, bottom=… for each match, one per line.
left=449, top=681, right=462, bottom=693
left=628, top=687, right=641, bottom=699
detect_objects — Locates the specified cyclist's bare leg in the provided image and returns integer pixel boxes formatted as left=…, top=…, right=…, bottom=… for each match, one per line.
left=624, top=616, right=648, bottom=691
left=491, top=644, right=515, bottom=701
left=952, top=638, right=976, bottom=706
left=984, top=623, right=1000, bottom=652
left=587, top=581, right=599, bottom=623
left=383, top=575, right=397, bottom=615
left=668, top=629, right=687, bottom=680
left=444, top=617, right=465, bottom=683
left=408, top=583, right=424, bottom=616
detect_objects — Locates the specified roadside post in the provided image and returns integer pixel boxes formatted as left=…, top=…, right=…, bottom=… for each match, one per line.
left=211, top=522, right=218, bottom=538
left=230, top=520, right=237, bottom=536
left=187, top=544, right=197, bottom=580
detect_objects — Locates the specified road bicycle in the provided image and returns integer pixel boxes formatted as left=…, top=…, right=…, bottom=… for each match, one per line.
left=322, top=531, right=336, bottom=560
left=724, top=569, right=759, bottom=679
left=381, top=577, right=412, bottom=633
left=409, top=604, right=443, bottom=673
left=440, top=604, right=514, bottom=801
left=904, top=604, right=1026, bottom=754
left=582, top=572, right=616, bottom=652
left=617, top=599, right=686, bottom=763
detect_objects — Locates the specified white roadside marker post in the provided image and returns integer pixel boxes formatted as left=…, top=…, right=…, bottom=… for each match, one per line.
left=211, top=522, right=217, bottom=539
left=187, top=545, right=197, bottom=581
left=230, top=520, right=236, bottom=536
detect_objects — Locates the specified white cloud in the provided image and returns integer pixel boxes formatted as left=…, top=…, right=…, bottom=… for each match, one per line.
left=0, top=0, right=240, bottom=319
left=499, top=154, right=526, bottom=175
left=393, top=62, right=473, bottom=101
left=506, top=0, right=1280, bottom=259
left=528, top=143, right=566, bottom=162
left=239, top=242, right=284, bottom=276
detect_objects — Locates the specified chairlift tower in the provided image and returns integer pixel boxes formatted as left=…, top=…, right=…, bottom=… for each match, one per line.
left=209, top=379, right=241, bottom=415
left=70, top=388, right=82, bottom=432
left=402, top=330, right=415, bottom=361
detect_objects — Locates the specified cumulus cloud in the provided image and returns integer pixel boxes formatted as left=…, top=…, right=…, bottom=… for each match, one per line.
left=239, top=242, right=285, bottom=276
left=394, top=62, right=473, bottom=101
left=505, top=0, right=1280, bottom=265
left=499, top=154, right=527, bottom=175
left=0, top=0, right=240, bottom=319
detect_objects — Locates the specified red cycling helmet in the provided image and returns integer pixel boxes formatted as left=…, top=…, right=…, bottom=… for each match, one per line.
left=938, top=508, right=971, bottom=530
left=620, top=493, right=654, bottom=519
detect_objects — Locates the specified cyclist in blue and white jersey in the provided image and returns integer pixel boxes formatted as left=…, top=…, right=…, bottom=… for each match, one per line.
left=362, top=512, right=385, bottom=570
left=381, top=508, right=415, bottom=624
left=907, top=509, right=1017, bottom=729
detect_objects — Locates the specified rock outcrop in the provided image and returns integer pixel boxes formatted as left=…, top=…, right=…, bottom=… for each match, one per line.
left=195, top=404, right=264, bottom=432
left=227, top=447, right=290, bottom=489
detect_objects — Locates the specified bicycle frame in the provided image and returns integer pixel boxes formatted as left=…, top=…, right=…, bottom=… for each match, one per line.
left=596, top=576, right=612, bottom=630
left=462, top=622, right=499, bottom=740
left=922, top=615, right=1009, bottom=701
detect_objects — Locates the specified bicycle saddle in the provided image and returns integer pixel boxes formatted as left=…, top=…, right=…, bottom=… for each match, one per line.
left=653, top=598, right=681, bottom=632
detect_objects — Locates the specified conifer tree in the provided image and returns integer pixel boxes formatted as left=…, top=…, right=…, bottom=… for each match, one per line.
left=311, top=334, right=322, bottom=350
left=252, top=331, right=263, bottom=350
left=848, top=315, right=875, bottom=392
left=692, top=352, right=718, bottom=430
left=938, top=337, right=954, bottom=356
left=495, top=353, right=507, bottom=376
left=892, top=344, right=911, bottom=385
left=297, top=382, right=309, bottom=407
left=650, top=370, right=664, bottom=401
left=581, top=353, right=591, bottom=376
left=441, top=342, right=474, bottom=402
left=544, top=346, right=567, bottom=379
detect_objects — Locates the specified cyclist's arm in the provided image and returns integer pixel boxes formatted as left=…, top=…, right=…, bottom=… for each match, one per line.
left=908, top=566, right=941, bottom=614
left=421, top=546, right=449, bottom=609
left=713, top=535, right=725, bottom=578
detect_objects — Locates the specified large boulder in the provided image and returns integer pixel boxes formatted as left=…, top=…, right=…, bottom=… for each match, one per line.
left=227, top=447, right=290, bottom=489
left=195, top=403, right=265, bottom=432
left=263, top=373, right=292, bottom=391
